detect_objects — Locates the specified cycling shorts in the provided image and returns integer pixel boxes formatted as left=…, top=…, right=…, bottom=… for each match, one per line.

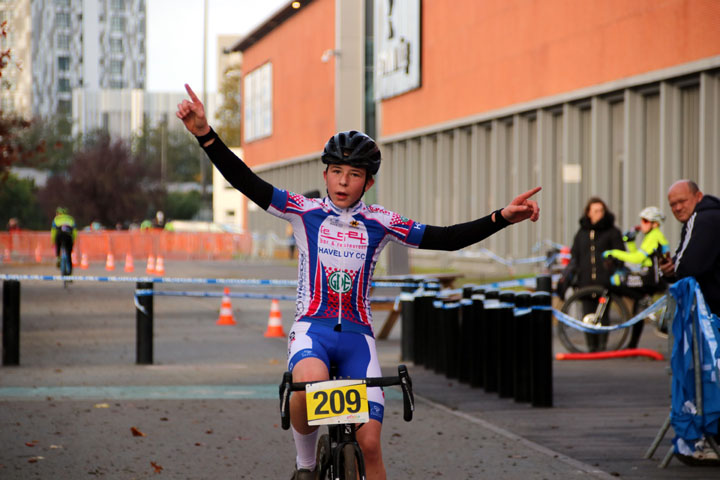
left=287, top=321, right=385, bottom=423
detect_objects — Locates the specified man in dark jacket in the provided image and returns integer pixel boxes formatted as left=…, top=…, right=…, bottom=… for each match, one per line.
left=660, top=180, right=720, bottom=316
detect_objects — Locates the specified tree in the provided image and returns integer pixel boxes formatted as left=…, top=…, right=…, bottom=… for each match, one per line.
left=215, top=63, right=242, bottom=147
left=0, top=173, right=47, bottom=230
left=37, top=134, right=165, bottom=227
left=133, top=120, right=205, bottom=183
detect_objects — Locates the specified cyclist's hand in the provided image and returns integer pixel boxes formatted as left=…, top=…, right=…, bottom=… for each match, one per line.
left=176, top=84, right=211, bottom=137
left=622, top=229, right=638, bottom=242
left=659, top=255, right=675, bottom=277
left=602, top=250, right=613, bottom=259
left=501, top=186, right=541, bottom=223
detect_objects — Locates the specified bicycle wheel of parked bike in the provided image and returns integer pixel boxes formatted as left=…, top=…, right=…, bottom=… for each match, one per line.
left=558, top=285, right=631, bottom=353
left=340, top=444, right=358, bottom=480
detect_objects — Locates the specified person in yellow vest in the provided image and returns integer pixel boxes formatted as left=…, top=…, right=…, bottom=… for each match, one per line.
left=602, top=206, right=669, bottom=347
left=51, top=207, right=78, bottom=269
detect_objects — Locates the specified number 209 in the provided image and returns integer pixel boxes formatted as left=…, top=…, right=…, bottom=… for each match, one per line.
left=313, top=388, right=362, bottom=415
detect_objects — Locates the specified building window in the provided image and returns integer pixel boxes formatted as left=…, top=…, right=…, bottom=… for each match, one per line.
left=110, top=16, right=125, bottom=32
left=111, top=0, right=125, bottom=11
left=110, top=38, right=123, bottom=53
left=58, top=78, right=71, bottom=92
left=244, top=62, right=272, bottom=142
left=56, top=12, right=70, bottom=28
left=57, top=99, right=71, bottom=114
left=109, top=79, right=124, bottom=88
left=58, top=56, right=70, bottom=71
left=54, top=0, right=70, bottom=7
left=57, top=33, right=70, bottom=49
left=110, top=60, right=123, bottom=75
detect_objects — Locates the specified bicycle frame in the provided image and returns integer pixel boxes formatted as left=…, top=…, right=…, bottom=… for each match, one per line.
left=279, top=365, right=414, bottom=480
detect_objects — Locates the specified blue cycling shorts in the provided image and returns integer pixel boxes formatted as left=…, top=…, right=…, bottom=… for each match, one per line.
left=287, top=321, right=385, bottom=423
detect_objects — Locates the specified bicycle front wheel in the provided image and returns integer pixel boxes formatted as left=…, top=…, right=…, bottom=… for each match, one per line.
left=558, top=286, right=631, bottom=353
left=340, top=444, right=357, bottom=480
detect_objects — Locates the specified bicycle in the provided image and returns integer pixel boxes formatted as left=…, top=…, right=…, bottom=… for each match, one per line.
left=58, top=242, right=73, bottom=287
left=279, top=365, right=414, bottom=480
left=557, top=282, right=670, bottom=353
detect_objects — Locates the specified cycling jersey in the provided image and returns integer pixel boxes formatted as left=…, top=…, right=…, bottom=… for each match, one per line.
left=606, top=227, right=669, bottom=267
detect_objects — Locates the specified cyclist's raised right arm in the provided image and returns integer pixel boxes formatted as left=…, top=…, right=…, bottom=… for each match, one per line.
left=177, top=83, right=273, bottom=210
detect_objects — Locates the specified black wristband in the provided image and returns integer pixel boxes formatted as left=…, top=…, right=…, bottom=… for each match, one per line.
left=493, top=208, right=511, bottom=227
left=195, top=127, right=217, bottom=146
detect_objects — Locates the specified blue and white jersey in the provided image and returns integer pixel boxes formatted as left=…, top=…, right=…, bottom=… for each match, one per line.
left=267, top=188, right=426, bottom=337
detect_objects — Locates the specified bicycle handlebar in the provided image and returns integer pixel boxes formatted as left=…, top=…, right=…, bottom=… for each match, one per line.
left=279, top=365, right=415, bottom=430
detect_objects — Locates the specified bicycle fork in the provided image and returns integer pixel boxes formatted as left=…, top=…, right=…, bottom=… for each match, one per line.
left=331, top=424, right=366, bottom=480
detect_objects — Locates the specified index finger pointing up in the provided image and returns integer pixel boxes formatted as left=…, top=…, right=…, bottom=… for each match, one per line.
left=185, top=83, right=200, bottom=103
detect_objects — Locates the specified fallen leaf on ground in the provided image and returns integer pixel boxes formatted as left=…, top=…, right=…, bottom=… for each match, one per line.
left=130, top=427, right=146, bottom=437
left=151, top=461, right=163, bottom=473
left=94, top=403, right=110, bottom=409
left=27, top=456, right=44, bottom=463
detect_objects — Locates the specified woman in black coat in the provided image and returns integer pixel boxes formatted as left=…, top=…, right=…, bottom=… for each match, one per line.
left=569, top=197, right=624, bottom=351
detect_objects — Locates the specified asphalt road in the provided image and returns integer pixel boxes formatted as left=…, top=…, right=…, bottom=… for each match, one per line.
left=0, top=259, right=717, bottom=479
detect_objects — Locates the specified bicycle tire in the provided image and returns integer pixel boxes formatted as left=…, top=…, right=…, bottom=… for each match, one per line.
left=558, top=285, right=631, bottom=353
left=316, top=434, right=331, bottom=479
left=340, top=444, right=357, bottom=480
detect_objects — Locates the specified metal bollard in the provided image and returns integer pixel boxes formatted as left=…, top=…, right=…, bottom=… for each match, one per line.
left=2, top=280, right=21, bottom=366
left=530, top=291, right=553, bottom=407
left=458, top=297, right=475, bottom=384
left=412, top=291, right=433, bottom=367
left=432, top=295, right=450, bottom=375
left=536, top=274, right=552, bottom=293
left=513, top=292, right=532, bottom=403
left=400, top=280, right=417, bottom=362
left=469, top=287, right=486, bottom=388
left=497, top=291, right=516, bottom=398
left=136, top=282, right=154, bottom=365
left=444, top=299, right=462, bottom=380
left=423, top=284, right=441, bottom=371
left=482, top=289, right=500, bottom=393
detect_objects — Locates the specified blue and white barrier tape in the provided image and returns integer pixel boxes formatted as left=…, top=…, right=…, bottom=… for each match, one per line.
left=552, top=295, right=668, bottom=334
left=0, top=274, right=414, bottom=289
left=133, top=289, right=397, bottom=304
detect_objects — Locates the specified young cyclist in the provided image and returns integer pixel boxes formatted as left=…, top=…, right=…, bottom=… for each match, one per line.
left=602, top=206, right=669, bottom=347
left=176, top=84, right=540, bottom=480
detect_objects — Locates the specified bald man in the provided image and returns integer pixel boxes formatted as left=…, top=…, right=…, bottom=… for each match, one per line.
left=660, top=180, right=720, bottom=315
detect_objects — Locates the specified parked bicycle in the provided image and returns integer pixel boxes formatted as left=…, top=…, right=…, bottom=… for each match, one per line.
left=279, top=365, right=414, bottom=480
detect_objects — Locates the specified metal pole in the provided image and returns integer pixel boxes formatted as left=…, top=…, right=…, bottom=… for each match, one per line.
left=2, top=280, right=21, bottom=366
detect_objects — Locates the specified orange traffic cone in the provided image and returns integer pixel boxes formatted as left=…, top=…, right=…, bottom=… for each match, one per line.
left=35, top=244, right=42, bottom=263
left=264, top=299, right=286, bottom=337
left=3, top=248, right=11, bottom=263
left=154, top=256, right=165, bottom=276
left=71, top=251, right=79, bottom=266
left=216, top=287, right=236, bottom=326
left=124, top=253, right=134, bottom=273
left=105, top=252, right=115, bottom=271
left=146, top=255, right=155, bottom=274
left=80, top=252, right=89, bottom=270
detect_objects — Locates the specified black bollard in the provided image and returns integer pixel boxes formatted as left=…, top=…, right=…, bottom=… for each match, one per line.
left=444, top=299, right=461, bottom=379
left=136, top=282, right=154, bottom=365
left=482, top=289, right=500, bottom=393
left=400, top=281, right=416, bottom=362
left=423, top=284, right=441, bottom=370
left=513, top=292, right=532, bottom=403
left=497, top=291, right=516, bottom=398
left=2, top=280, right=21, bottom=366
left=432, top=295, right=451, bottom=375
left=469, top=287, right=486, bottom=388
left=536, top=274, right=552, bottom=293
left=530, top=291, right=553, bottom=407
left=458, top=298, right=474, bottom=384
left=412, top=291, right=434, bottom=367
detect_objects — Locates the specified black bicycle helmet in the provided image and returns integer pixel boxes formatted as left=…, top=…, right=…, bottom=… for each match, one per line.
left=321, top=130, right=381, bottom=176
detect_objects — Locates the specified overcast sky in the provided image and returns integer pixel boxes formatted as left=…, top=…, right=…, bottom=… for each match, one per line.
left=146, top=0, right=287, bottom=93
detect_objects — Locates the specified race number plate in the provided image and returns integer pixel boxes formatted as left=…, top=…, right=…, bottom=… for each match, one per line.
left=306, top=379, right=369, bottom=426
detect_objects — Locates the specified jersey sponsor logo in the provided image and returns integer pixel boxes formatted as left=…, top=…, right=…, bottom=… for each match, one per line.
left=328, top=271, right=353, bottom=293
left=320, top=226, right=368, bottom=245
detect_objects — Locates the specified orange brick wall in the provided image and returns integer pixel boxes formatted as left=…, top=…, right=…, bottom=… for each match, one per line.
left=381, top=0, right=720, bottom=136
left=241, top=0, right=335, bottom=168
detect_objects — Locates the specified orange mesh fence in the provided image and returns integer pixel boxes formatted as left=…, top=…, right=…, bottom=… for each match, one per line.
left=0, top=231, right=253, bottom=264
